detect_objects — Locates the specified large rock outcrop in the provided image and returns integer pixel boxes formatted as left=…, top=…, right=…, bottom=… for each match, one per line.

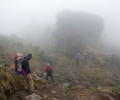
left=53, top=10, right=104, bottom=55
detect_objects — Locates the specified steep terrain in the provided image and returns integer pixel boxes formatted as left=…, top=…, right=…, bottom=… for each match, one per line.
left=0, top=34, right=120, bottom=100
left=7, top=61, right=120, bottom=100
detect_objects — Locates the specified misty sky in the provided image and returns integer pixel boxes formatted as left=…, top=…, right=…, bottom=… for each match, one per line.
left=0, top=0, right=120, bottom=46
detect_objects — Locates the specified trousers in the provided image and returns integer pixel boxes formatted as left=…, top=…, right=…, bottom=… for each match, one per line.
left=24, top=74, right=34, bottom=91
left=46, top=72, right=55, bottom=82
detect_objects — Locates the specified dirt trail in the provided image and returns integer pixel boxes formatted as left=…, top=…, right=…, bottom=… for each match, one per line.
left=7, top=64, right=120, bottom=100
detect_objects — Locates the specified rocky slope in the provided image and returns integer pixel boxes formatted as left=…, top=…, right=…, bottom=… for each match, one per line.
left=0, top=34, right=120, bottom=100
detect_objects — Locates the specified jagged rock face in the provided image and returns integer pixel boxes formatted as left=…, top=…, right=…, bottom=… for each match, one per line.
left=53, top=10, right=104, bottom=54
left=55, top=10, right=104, bottom=40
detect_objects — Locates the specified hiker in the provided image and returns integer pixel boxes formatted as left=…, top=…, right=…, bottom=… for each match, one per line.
left=22, top=54, right=34, bottom=93
left=44, top=63, right=55, bottom=83
left=84, top=52, right=88, bottom=63
left=75, top=53, right=80, bottom=67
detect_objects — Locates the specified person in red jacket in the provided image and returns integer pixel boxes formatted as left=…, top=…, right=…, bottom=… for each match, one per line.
left=44, top=63, right=55, bottom=83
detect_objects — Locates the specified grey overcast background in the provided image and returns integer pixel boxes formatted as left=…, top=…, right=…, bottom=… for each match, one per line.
left=0, top=0, right=120, bottom=47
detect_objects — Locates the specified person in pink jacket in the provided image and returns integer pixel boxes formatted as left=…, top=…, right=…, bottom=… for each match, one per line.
left=44, top=63, right=55, bottom=83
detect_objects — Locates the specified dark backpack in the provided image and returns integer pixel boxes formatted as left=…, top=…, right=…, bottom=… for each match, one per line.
left=47, top=68, right=52, bottom=73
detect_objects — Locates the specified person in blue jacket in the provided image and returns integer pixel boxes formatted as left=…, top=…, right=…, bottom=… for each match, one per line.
left=75, top=53, right=80, bottom=67
left=22, top=54, right=34, bottom=93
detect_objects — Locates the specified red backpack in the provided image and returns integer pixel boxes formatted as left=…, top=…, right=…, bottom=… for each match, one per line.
left=14, top=53, right=23, bottom=74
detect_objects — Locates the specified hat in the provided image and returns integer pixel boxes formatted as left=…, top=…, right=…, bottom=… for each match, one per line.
left=27, top=54, right=32, bottom=59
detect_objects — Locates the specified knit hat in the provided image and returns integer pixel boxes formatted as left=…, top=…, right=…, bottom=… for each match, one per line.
left=47, top=63, right=50, bottom=65
left=27, top=54, right=32, bottom=59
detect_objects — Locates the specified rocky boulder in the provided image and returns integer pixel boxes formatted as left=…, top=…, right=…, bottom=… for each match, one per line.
left=53, top=10, right=104, bottom=54
left=25, top=93, right=42, bottom=100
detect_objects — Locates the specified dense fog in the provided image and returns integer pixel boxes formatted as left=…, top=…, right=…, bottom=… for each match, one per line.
left=1, top=1, right=120, bottom=99
left=0, top=0, right=120, bottom=48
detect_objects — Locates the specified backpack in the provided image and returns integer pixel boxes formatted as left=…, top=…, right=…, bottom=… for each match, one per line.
left=47, top=67, right=52, bottom=73
left=14, top=53, right=23, bottom=74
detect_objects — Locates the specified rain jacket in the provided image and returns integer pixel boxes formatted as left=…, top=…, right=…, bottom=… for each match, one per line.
left=44, top=65, right=54, bottom=73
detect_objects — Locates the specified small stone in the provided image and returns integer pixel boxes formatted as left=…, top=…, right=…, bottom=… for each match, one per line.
left=42, top=94, right=48, bottom=99
left=41, top=97, right=47, bottom=100
left=32, top=73, right=40, bottom=81
left=51, top=98, right=57, bottom=100
left=62, top=87, right=69, bottom=91
left=62, top=83, right=70, bottom=87
left=51, top=90, right=56, bottom=94
left=98, top=87, right=102, bottom=91
left=75, top=79, right=79, bottom=84
left=63, top=93, right=67, bottom=96
left=77, top=72, right=79, bottom=75
left=54, top=73, right=59, bottom=77
left=83, top=81, right=90, bottom=88
left=62, top=83, right=70, bottom=91
left=54, top=94, right=60, bottom=98
left=59, top=84, right=62, bottom=88
left=46, top=84, right=51, bottom=88
left=62, top=83, right=70, bottom=90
